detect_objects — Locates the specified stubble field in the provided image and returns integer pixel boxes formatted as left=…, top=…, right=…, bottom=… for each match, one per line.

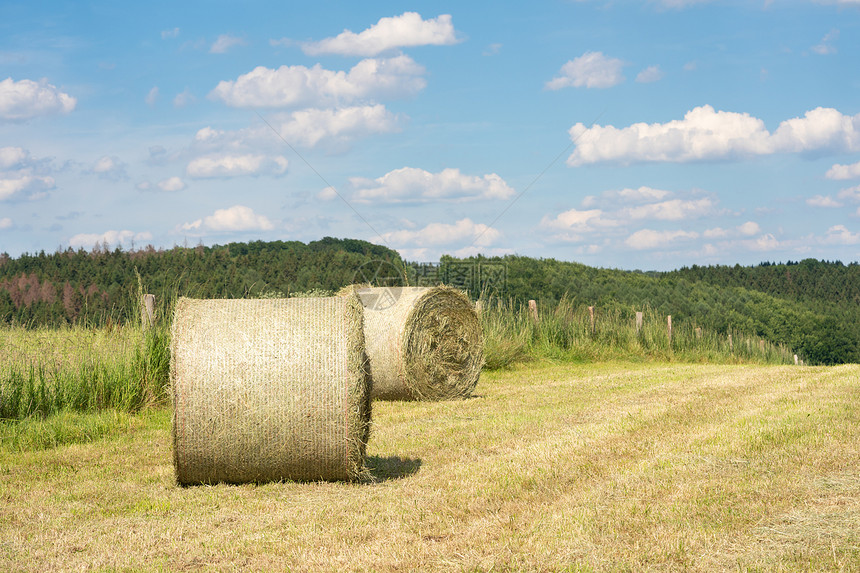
left=1, top=361, right=859, bottom=572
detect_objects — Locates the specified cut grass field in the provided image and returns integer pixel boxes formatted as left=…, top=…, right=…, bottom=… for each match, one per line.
left=2, top=361, right=858, bottom=571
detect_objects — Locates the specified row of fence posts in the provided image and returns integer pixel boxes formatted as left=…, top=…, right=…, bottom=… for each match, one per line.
left=143, top=294, right=805, bottom=365
left=475, top=298, right=803, bottom=365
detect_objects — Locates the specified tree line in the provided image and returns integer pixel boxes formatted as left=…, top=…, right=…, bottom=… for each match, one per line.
left=1, top=241, right=857, bottom=364
left=0, top=238, right=401, bottom=326
left=438, top=255, right=859, bottom=365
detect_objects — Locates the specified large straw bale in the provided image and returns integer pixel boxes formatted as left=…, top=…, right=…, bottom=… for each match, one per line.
left=170, top=295, right=370, bottom=485
left=349, top=286, right=483, bottom=401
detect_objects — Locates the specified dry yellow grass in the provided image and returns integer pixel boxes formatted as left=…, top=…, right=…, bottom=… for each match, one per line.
left=1, top=361, right=858, bottom=571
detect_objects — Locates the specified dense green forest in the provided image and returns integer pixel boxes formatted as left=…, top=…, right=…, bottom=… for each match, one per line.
left=1, top=240, right=857, bottom=364
left=444, top=255, right=859, bottom=366
left=0, top=238, right=402, bottom=326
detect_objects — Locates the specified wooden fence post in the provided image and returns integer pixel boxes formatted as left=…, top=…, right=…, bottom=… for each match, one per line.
left=667, top=315, right=672, bottom=343
left=728, top=334, right=733, bottom=352
left=142, top=294, right=156, bottom=329
left=695, top=327, right=702, bottom=339
left=528, top=299, right=539, bottom=324
left=794, top=354, right=799, bottom=365
left=588, top=306, right=595, bottom=335
left=635, top=311, right=643, bottom=334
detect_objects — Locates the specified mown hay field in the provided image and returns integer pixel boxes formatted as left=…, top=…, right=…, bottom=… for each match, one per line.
left=1, top=361, right=859, bottom=572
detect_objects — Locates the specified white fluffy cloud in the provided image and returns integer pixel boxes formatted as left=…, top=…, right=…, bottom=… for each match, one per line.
left=635, top=65, right=664, bottom=83
left=579, top=187, right=716, bottom=220
left=0, top=217, right=12, bottom=229
left=625, top=229, right=699, bottom=250
left=826, top=160, right=860, bottom=180
left=377, top=218, right=501, bottom=248
left=618, top=186, right=671, bottom=202
left=546, top=52, right=625, bottom=90
left=181, top=205, right=275, bottom=233
left=92, top=156, right=116, bottom=173
left=186, top=154, right=288, bottom=178
left=806, top=194, right=842, bottom=207
left=803, top=186, right=860, bottom=208
left=68, top=230, right=153, bottom=250
left=0, top=146, right=28, bottom=170
left=703, top=221, right=761, bottom=238
left=209, top=55, right=425, bottom=109
left=582, top=186, right=672, bottom=207
left=210, top=34, right=246, bottom=54
left=838, top=185, right=860, bottom=202
left=541, top=187, right=719, bottom=244
left=146, top=86, right=159, bottom=106
left=698, top=227, right=789, bottom=257
left=301, top=12, right=459, bottom=56
left=352, top=167, right=515, bottom=203
left=623, top=197, right=715, bottom=221
left=540, top=208, right=620, bottom=242
left=317, top=186, right=338, bottom=201
left=91, top=156, right=127, bottom=180
left=188, top=106, right=401, bottom=156
left=746, top=233, right=782, bottom=252
left=539, top=185, right=766, bottom=255
left=0, top=146, right=54, bottom=201
left=823, top=225, right=860, bottom=245
left=158, top=176, right=186, bottom=191
left=173, top=89, right=196, bottom=107
left=737, top=221, right=762, bottom=236
left=812, top=29, right=839, bottom=55
left=136, top=177, right=187, bottom=192
left=771, top=107, right=860, bottom=152
left=272, top=105, right=402, bottom=147
left=567, top=106, right=860, bottom=165
left=0, top=77, right=76, bottom=121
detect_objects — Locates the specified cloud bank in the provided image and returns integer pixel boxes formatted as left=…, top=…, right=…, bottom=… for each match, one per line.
left=352, top=167, right=515, bottom=203
left=567, top=106, right=860, bottom=165
left=209, top=56, right=426, bottom=109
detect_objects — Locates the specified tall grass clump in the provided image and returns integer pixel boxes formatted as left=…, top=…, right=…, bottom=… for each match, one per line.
left=0, top=321, right=171, bottom=422
left=479, top=296, right=796, bottom=369
left=480, top=299, right=531, bottom=370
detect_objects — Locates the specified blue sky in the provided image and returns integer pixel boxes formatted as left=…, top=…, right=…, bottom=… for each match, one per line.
left=1, top=0, right=859, bottom=270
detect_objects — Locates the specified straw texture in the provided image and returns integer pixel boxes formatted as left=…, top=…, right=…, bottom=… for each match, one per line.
left=352, top=286, right=483, bottom=401
left=170, top=295, right=370, bottom=485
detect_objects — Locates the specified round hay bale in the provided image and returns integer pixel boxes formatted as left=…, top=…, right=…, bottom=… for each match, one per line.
left=348, top=286, right=483, bottom=401
left=170, top=295, right=370, bottom=485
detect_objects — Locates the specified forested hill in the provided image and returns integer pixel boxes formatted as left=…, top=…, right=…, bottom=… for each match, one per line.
left=444, top=254, right=860, bottom=365
left=0, top=238, right=401, bottom=325
left=662, top=260, right=860, bottom=307
left=1, top=241, right=857, bottom=364
left=660, top=259, right=860, bottom=365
